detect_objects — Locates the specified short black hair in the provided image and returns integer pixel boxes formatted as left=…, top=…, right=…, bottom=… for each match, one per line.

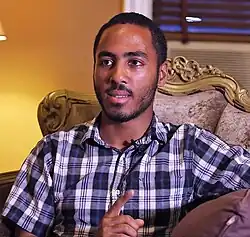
left=93, top=12, right=167, bottom=66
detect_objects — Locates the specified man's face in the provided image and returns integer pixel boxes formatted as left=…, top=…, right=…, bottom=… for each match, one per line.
left=93, top=24, right=161, bottom=123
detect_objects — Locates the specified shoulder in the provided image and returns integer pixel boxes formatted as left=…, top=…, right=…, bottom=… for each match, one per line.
left=156, top=119, right=201, bottom=137
left=154, top=117, right=204, bottom=145
left=155, top=116, right=225, bottom=144
left=44, top=122, right=91, bottom=146
left=26, top=123, right=92, bottom=166
left=16, top=123, right=92, bottom=177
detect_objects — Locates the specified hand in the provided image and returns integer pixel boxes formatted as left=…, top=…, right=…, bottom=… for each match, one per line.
left=97, top=190, right=144, bottom=237
left=16, top=228, right=37, bottom=237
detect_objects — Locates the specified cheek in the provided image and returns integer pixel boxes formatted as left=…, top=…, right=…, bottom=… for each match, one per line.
left=132, top=71, right=157, bottom=90
left=94, top=68, right=109, bottom=85
left=132, top=65, right=156, bottom=80
left=94, top=72, right=105, bottom=87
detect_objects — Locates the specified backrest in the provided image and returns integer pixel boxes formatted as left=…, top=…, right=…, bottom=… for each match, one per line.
left=156, top=56, right=250, bottom=150
left=37, top=56, right=250, bottom=149
left=38, top=90, right=100, bottom=136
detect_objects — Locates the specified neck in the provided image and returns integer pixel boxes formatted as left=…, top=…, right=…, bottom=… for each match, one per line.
left=99, top=107, right=154, bottom=150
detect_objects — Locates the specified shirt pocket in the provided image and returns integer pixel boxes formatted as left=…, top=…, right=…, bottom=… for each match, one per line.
left=57, top=172, right=108, bottom=227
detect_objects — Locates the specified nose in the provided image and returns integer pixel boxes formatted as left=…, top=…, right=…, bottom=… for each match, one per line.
left=109, top=63, right=128, bottom=84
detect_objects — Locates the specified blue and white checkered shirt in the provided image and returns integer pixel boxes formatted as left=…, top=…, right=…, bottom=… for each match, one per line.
left=2, top=115, right=250, bottom=237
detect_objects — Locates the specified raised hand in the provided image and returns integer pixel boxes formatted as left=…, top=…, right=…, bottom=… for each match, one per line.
left=97, top=190, right=144, bottom=237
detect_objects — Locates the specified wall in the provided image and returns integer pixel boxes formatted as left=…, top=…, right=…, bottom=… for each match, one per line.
left=0, top=0, right=121, bottom=172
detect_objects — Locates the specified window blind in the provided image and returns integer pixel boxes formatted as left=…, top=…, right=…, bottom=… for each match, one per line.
left=153, top=0, right=250, bottom=42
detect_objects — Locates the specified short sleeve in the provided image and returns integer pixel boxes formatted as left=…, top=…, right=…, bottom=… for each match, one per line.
left=192, top=127, right=250, bottom=197
left=1, top=136, right=55, bottom=237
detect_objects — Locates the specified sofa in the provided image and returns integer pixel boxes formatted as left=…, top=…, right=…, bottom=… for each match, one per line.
left=1, top=56, right=250, bottom=235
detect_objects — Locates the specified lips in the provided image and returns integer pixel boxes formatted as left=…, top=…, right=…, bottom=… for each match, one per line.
left=107, top=90, right=131, bottom=97
left=106, top=90, right=131, bottom=104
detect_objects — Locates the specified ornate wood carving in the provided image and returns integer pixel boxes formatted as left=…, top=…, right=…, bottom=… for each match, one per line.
left=37, top=90, right=99, bottom=136
left=158, top=56, right=250, bottom=112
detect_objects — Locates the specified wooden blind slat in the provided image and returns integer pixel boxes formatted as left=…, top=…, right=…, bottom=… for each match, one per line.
left=156, top=19, right=250, bottom=30
left=154, top=19, right=181, bottom=25
left=189, top=2, right=250, bottom=11
left=153, top=1, right=181, bottom=9
left=154, top=9, right=249, bottom=21
left=181, top=0, right=188, bottom=43
left=188, top=0, right=250, bottom=3
left=187, top=12, right=250, bottom=21
left=154, top=1, right=250, bottom=11
left=153, top=9, right=181, bottom=17
left=153, top=0, right=250, bottom=42
left=165, top=32, right=250, bottom=42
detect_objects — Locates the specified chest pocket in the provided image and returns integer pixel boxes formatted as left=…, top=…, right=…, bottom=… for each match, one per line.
left=55, top=172, right=110, bottom=228
left=133, top=151, right=193, bottom=226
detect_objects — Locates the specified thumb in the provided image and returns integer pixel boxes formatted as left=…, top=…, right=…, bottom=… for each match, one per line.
left=106, top=190, right=134, bottom=217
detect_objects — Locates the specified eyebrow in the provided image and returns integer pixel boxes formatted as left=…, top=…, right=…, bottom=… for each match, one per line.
left=97, top=50, right=148, bottom=60
left=97, top=51, right=117, bottom=60
left=123, top=51, right=148, bottom=60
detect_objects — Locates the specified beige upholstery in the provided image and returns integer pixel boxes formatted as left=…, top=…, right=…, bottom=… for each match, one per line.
left=216, top=104, right=250, bottom=150
left=37, top=56, right=250, bottom=150
left=154, top=90, right=227, bottom=133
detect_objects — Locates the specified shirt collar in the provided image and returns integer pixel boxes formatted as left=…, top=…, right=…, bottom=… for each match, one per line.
left=81, top=112, right=107, bottom=147
left=81, top=112, right=170, bottom=146
left=144, top=115, right=170, bottom=144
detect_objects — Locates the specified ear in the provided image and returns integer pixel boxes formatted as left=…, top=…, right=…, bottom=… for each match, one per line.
left=157, top=61, right=168, bottom=87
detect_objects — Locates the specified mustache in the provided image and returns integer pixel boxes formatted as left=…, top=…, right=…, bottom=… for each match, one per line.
left=106, top=83, right=132, bottom=95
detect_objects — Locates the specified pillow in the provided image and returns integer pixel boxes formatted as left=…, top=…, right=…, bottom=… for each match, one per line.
left=172, top=189, right=250, bottom=237
left=215, top=104, right=250, bottom=151
left=154, top=90, right=227, bottom=133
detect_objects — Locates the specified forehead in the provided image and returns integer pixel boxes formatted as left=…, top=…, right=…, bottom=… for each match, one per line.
left=96, top=24, right=156, bottom=57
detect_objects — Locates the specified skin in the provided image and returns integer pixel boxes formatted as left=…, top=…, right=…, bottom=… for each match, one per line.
left=94, top=24, right=167, bottom=236
left=17, top=23, right=167, bottom=237
left=97, top=190, right=144, bottom=237
left=17, top=192, right=141, bottom=237
left=94, top=24, right=167, bottom=150
left=16, top=229, right=36, bottom=237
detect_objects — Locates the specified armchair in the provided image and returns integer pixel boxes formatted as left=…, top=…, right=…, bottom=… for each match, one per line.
left=38, top=56, right=250, bottom=149
left=1, top=56, right=250, bottom=236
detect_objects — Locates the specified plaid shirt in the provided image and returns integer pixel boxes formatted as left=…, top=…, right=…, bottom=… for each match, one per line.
left=2, top=115, right=250, bottom=237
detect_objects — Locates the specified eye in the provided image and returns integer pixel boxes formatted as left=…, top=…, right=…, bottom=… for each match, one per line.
left=128, top=59, right=144, bottom=67
left=99, top=59, right=113, bottom=67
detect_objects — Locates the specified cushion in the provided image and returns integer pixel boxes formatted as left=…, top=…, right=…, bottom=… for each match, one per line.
left=215, top=104, right=250, bottom=151
left=154, top=90, right=227, bottom=133
left=172, top=189, right=250, bottom=237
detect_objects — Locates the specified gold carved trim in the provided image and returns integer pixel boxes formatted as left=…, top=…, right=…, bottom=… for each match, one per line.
left=158, top=56, right=250, bottom=112
left=37, top=89, right=98, bottom=136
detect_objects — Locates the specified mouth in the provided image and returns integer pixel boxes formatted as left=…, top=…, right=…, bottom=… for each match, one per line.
left=109, top=95, right=130, bottom=98
left=106, top=90, right=131, bottom=104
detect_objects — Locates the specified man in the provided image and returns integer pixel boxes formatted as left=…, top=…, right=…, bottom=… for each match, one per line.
left=2, top=12, right=250, bottom=237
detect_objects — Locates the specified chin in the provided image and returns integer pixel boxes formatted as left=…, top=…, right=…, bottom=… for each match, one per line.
left=104, top=107, right=148, bottom=123
left=100, top=97, right=153, bottom=123
left=104, top=110, right=131, bottom=123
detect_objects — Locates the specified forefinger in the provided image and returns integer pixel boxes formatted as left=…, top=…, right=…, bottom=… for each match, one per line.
left=106, top=190, right=134, bottom=217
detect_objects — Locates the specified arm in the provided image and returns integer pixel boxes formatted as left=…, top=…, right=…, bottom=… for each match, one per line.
left=97, top=191, right=144, bottom=237
left=191, top=126, right=250, bottom=197
left=2, top=137, right=56, bottom=237
left=16, top=228, right=37, bottom=237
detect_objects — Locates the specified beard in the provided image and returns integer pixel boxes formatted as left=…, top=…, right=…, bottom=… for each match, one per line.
left=94, top=77, right=158, bottom=123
